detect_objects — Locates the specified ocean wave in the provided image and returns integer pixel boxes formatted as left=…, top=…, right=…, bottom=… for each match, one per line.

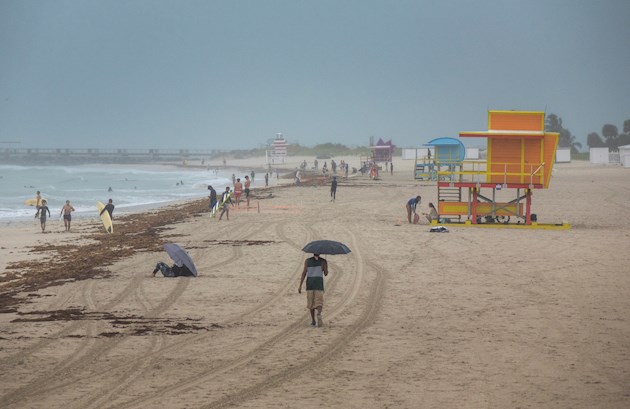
left=0, top=165, right=235, bottom=221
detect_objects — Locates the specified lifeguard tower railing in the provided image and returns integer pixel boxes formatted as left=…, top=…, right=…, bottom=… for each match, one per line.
left=415, top=149, right=464, bottom=181
left=436, top=159, right=546, bottom=187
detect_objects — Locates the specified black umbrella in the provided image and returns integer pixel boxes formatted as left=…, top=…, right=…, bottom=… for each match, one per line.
left=302, top=240, right=351, bottom=255
left=163, top=243, right=198, bottom=276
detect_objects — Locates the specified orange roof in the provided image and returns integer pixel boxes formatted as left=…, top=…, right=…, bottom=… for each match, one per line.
left=460, top=130, right=545, bottom=138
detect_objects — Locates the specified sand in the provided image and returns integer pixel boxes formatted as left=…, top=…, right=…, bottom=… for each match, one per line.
left=0, top=157, right=629, bottom=409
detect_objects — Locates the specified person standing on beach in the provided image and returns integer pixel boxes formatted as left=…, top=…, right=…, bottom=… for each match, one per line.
left=233, top=178, right=243, bottom=207
left=35, top=199, right=51, bottom=233
left=250, top=170, right=255, bottom=182
left=406, top=196, right=421, bottom=224
left=244, top=175, right=251, bottom=208
left=330, top=176, right=337, bottom=202
left=100, top=199, right=115, bottom=219
left=36, top=190, right=42, bottom=207
left=264, top=172, right=269, bottom=187
left=60, top=200, right=75, bottom=232
left=218, top=187, right=234, bottom=221
left=208, top=185, right=217, bottom=211
left=298, top=253, right=329, bottom=327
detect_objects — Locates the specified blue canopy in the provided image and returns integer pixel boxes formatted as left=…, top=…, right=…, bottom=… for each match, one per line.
left=424, top=137, right=465, bottom=163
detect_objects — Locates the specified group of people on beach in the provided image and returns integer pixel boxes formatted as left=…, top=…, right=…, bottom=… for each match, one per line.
left=33, top=191, right=77, bottom=233
left=32, top=190, right=115, bottom=233
left=154, top=160, right=435, bottom=330
left=207, top=171, right=259, bottom=222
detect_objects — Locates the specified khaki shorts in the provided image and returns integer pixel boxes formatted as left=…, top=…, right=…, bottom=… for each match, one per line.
left=306, top=290, right=324, bottom=310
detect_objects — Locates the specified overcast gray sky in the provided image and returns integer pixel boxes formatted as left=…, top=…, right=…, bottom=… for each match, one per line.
left=1, top=0, right=629, bottom=150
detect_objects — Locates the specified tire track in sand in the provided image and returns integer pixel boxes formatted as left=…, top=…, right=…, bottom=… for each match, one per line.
left=0, top=274, right=190, bottom=409
left=59, top=221, right=284, bottom=409
left=2, top=219, right=255, bottom=406
left=1, top=219, right=248, bottom=370
left=0, top=218, right=261, bottom=409
left=111, top=220, right=361, bottom=409
left=71, top=269, right=167, bottom=409
left=199, top=227, right=385, bottom=409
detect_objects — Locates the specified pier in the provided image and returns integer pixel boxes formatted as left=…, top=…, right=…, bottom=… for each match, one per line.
left=0, top=148, right=220, bottom=165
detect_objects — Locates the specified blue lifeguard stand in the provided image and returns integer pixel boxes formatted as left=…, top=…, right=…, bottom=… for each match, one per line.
left=415, top=137, right=465, bottom=180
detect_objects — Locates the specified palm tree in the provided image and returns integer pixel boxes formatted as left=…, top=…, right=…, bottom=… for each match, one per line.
left=617, top=120, right=630, bottom=147
left=602, top=124, right=619, bottom=150
left=587, top=132, right=606, bottom=148
left=545, top=114, right=563, bottom=133
left=546, top=113, right=581, bottom=153
left=562, top=131, right=583, bottom=154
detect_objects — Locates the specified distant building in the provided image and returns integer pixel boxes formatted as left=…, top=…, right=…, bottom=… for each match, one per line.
left=267, top=133, right=288, bottom=164
left=370, top=138, right=395, bottom=163
left=272, top=134, right=287, bottom=156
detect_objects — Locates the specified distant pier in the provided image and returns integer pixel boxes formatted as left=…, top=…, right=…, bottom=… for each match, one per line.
left=0, top=148, right=220, bottom=165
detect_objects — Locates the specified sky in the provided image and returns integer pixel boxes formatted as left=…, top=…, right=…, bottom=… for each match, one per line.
left=1, top=0, right=629, bottom=151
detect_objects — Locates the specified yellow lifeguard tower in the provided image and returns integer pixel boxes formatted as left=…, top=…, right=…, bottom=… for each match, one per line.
left=436, top=110, right=567, bottom=228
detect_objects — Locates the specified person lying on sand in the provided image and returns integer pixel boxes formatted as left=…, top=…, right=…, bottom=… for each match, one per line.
left=151, top=261, right=195, bottom=277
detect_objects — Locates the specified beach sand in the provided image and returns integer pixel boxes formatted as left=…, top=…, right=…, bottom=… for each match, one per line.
left=1, top=157, right=629, bottom=408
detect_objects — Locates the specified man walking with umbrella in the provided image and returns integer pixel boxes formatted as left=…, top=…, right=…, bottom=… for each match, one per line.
left=298, top=253, right=329, bottom=327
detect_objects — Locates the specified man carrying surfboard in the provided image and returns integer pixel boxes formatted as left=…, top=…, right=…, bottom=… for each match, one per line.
left=100, top=198, right=115, bottom=219
left=208, top=185, right=217, bottom=210
left=24, top=191, right=44, bottom=207
left=218, top=187, right=234, bottom=221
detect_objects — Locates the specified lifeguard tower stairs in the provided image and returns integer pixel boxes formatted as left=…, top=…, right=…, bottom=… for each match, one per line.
left=434, top=110, right=569, bottom=229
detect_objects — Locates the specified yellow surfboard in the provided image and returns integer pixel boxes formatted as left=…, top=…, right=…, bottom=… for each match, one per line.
left=96, top=201, right=113, bottom=233
left=24, top=198, right=44, bottom=206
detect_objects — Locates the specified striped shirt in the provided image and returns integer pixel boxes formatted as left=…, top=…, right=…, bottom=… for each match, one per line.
left=305, top=257, right=326, bottom=291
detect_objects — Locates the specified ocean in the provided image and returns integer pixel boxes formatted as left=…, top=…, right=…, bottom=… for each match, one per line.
left=0, top=164, right=241, bottom=221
